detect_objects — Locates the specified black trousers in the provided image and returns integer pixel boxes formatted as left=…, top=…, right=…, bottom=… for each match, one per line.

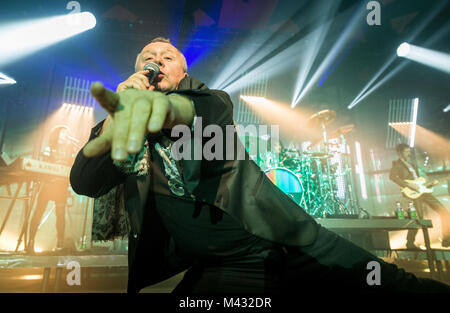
left=406, top=194, right=450, bottom=244
left=173, top=226, right=450, bottom=293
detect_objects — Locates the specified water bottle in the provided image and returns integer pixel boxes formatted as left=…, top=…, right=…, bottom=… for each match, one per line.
left=395, top=201, right=405, bottom=220
left=409, top=202, right=417, bottom=219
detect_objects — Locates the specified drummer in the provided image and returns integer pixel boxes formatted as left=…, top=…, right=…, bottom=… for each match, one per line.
left=259, top=138, right=283, bottom=170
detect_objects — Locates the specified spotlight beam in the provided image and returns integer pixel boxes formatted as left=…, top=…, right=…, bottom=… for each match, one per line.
left=397, top=43, right=450, bottom=74
left=409, top=98, right=419, bottom=148
left=211, top=1, right=311, bottom=89
left=348, top=21, right=450, bottom=109
left=0, top=72, right=16, bottom=85
left=0, top=12, right=96, bottom=66
left=354, top=141, right=367, bottom=200
left=390, top=124, right=450, bottom=160
left=347, top=54, right=396, bottom=109
left=219, top=1, right=357, bottom=92
left=239, top=95, right=321, bottom=141
left=292, top=3, right=366, bottom=107
left=291, top=0, right=341, bottom=108
left=348, top=1, right=449, bottom=109
left=350, top=60, right=410, bottom=107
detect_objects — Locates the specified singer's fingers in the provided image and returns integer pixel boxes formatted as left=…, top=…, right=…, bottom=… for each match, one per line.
left=136, top=70, right=149, bottom=75
left=117, top=80, right=146, bottom=92
left=91, top=82, right=120, bottom=115
left=128, top=77, right=148, bottom=90
left=128, top=97, right=152, bottom=153
left=148, top=96, right=169, bottom=132
left=132, top=74, right=151, bottom=87
left=83, top=127, right=113, bottom=158
left=111, top=96, right=133, bottom=161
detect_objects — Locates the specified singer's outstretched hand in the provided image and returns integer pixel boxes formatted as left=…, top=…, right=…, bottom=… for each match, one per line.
left=83, top=82, right=195, bottom=161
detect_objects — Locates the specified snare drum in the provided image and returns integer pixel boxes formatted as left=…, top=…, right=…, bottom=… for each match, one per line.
left=264, top=167, right=304, bottom=205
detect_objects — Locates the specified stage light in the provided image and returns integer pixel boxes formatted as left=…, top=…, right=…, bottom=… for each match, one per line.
left=292, top=3, right=366, bottom=108
left=444, top=104, right=450, bottom=113
left=213, top=0, right=355, bottom=96
left=290, top=1, right=341, bottom=108
left=396, top=42, right=410, bottom=57
left=354, top=141, right=367, bottom=200
left=0, top=12, right=96, bottom=66
left=211, top=1, right=312, bottom=91
left=348, top=61, right=411, bottom=109
left=0, top=72, right=16, bottom=85
left=369, top=149, right=382, bottom=204
left=409, top=98, right=418, bottom=148
left=240, top=95, right=271, bottom=106
left=389, top=123, right=450, bottom=160
left=219, top=38, right=310, bottom=95
left=347, top=1, right=448, bottom=110
left=240, top=95, right=322, bottom=142
left=397, top=43, right=450, bottom=74
left=388, top=122, right=412, bottom=126
left=349, top=30, right=449, bottom=109
left=347, top=54, right=397, bottom=110
left=290, top=23, right=332, bottom=108
left=61, top=102, right=94, bottom=115
left=20, top=275, right=43, bottom=280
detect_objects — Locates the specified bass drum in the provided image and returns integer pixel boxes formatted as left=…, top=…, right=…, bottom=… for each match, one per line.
left=264, top=167, right=304, bottom=206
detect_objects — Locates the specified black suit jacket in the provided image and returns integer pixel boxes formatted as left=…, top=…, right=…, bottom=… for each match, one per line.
left=389, top=159, right=420, bottom=188
left=70, top=77, right=319, bottom=292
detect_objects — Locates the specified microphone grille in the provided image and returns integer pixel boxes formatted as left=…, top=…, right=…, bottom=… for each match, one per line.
left=144, top=62, right=160, bottom=75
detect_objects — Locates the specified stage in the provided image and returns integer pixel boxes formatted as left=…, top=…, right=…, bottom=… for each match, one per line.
left=0, top=0, right=449, bottom=295
left=0, top=218, right=449, bottom=292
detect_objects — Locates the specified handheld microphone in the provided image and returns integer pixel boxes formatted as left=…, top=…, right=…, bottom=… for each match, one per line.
left=143, top=62, right=160, bottom=85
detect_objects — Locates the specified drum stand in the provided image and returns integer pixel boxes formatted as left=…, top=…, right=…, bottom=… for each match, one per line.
left=318, top=120, right=340, bottom=216
left=301, top=158, right=316, bottom=215
left=340, top=135, right=359, bottom=215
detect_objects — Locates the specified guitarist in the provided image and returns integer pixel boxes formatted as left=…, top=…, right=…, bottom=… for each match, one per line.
left=389, top=143, right=450, bottom=249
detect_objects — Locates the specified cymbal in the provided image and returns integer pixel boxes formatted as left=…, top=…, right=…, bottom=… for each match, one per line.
left=302, top=151, right=332, bottom=158
left=306, top=124, right=355, bottom=149
left=328, top=124, right=355, bottom=139
left=305, top=140, right=337, bottom=150
left=306, top=109, right=336, bottom=128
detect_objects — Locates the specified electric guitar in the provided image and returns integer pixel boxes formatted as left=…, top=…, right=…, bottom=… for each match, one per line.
left=401, top=175, right=450, bottom=199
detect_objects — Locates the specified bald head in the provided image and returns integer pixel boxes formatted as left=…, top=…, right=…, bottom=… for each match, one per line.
left=134, top=39, right=188, bottom=92
left=135, top=38, right=187, bottom=73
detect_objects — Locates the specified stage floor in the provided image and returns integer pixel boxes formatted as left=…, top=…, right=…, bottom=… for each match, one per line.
left=1, top=218, right=449, bottom=292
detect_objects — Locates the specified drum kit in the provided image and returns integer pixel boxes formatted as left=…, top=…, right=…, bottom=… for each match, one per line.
left=259, top=109, right=360, bottom=218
